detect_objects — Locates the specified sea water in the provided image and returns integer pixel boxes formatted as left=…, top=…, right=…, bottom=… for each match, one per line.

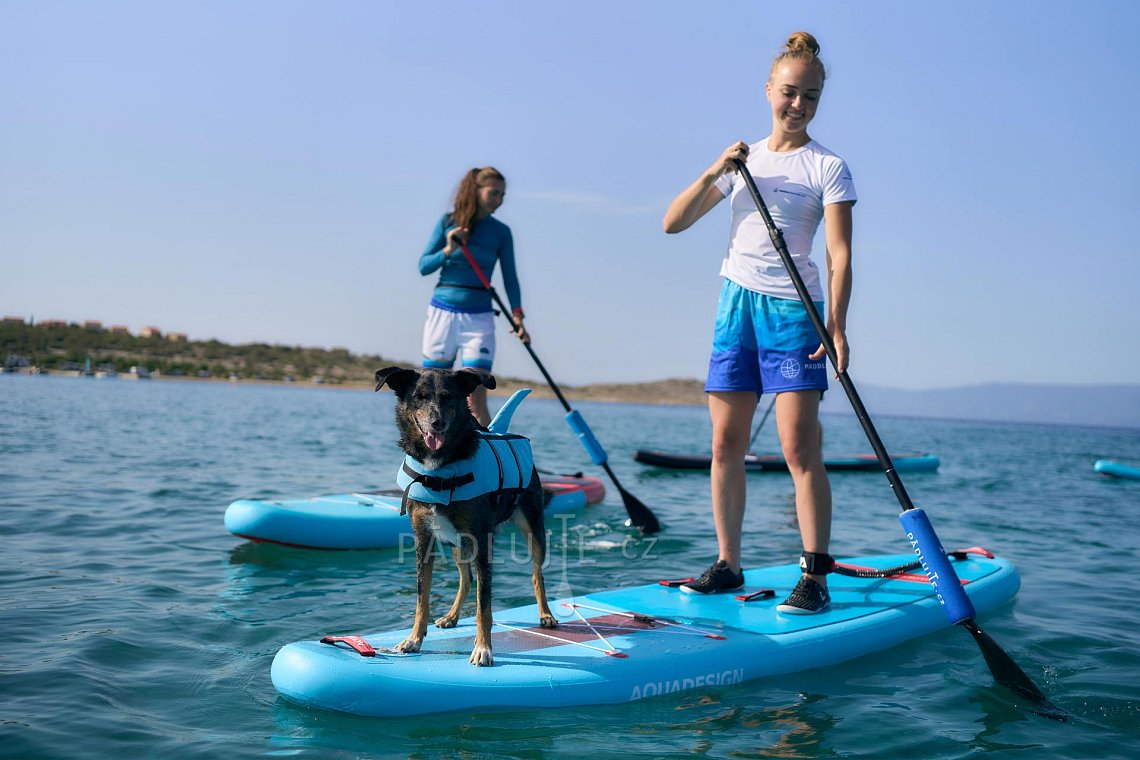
left=2, top=374, right=1139, bottom=759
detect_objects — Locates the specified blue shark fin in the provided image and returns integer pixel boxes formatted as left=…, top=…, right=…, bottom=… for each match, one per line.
left=488, top=388, right=531, bottom=434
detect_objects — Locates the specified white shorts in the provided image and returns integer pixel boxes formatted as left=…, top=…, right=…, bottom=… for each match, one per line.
left=421, top=305, right=495, bottom=370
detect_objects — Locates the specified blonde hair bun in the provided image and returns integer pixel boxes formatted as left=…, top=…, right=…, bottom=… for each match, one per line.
left=785, top=31, right=820, bottom=56
left=770, top=30, right=826, bottom=83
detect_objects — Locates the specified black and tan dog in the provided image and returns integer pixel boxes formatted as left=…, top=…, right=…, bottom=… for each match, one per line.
left=375, top=366, right=557, bottom=666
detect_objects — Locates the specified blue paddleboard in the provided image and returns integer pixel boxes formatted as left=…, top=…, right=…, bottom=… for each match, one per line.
left=271, top=550, right=1019, bottom=717
left=634, top=449, right=940, bottom=473
left=224, top=473, right=605, bottom=550
left=1094, top=459, right=1140, bottom=480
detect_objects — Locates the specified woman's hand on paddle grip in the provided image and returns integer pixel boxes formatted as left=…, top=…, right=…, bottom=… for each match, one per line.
left=443, top=227, right=469, bottom=256
left=710, top=141, right=749, bottom=177
left=663, top=141, right=747, bottom=234
left=511, top=315, right=530, bottom=345
left=810, top=322, right=848, bottom=376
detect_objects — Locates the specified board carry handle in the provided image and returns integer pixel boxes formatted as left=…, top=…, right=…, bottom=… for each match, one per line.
left=320, top=635, right=376, bottom=657
left=734, top=588, right=776, bottom=602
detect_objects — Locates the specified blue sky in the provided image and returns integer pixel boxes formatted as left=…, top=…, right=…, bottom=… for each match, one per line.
left=3, top=1, right=1138, bottom=389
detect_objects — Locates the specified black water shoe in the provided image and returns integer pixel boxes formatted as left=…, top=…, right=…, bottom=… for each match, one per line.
left=777, top=576, right=831, bottom=614
left=680, top=560, right=744, bottom=595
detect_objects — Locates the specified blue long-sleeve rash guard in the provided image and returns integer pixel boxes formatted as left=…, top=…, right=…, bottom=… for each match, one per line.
left=418, top=214, right=522, bottom=314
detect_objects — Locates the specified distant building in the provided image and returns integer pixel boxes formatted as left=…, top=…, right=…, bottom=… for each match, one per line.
left=39, top=319, right=70, bottom=329
left=83, top=320, right=103, bottom=330
left=3, top=316, right=25, bottom=324
left=139, top=326, right=162, bottom=339
left=110, top=325, right=131, bottom=335
left=167, top=332, right=188, bottom=342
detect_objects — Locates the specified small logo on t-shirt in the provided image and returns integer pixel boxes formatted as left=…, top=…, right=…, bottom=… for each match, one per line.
left=780, top=358, right=801, bottom=379
left=773, top=187, right=810, bottom=199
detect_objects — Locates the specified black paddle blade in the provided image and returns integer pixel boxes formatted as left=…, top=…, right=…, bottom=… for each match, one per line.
left=601, top=462, right=661, bottom=534
left=962, top=620, right=1069, bottom=722
left=619, top=486, right=661, bottom=535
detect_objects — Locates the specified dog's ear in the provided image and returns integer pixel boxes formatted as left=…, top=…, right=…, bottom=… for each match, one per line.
left=375, top=366, right=417, bottom=395
left=454, top=368, right=496, bottom=396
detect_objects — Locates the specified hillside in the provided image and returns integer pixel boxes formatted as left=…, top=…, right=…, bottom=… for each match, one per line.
left=0, top=320, right=706, bottom=403
left=1, top=320, right=395, bottom=384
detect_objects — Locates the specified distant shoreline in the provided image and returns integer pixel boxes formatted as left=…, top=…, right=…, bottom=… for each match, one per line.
left=9, top=367, right=1139, bottom=430
left=2, top=367, right=710, bottom=407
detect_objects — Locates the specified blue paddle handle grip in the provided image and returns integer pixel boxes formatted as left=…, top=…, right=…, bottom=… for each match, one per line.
left=898, top=508, right=976, bottom=625
left=564, top=410, right=608, bottom=465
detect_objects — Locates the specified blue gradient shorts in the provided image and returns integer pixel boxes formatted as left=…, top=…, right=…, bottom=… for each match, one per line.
left=705, top=279, right=828, bottom=395
left=421, top=304, right=495, bottom=371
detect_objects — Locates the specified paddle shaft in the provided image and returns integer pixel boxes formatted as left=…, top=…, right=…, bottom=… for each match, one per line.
left=454, top=241, right=661, bottom=533
left=732, top=159, right=1066, bottom=720
left=456, top=269, right=633, bottom=491
left=732, top=159, right=915, bottom=512
left=452, top=243, right=579, bottom=413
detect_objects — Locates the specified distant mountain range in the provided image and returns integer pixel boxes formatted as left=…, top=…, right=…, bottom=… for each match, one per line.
left=531, top=377, right=1140, bottom=430
left=819, top=382, right=1140, bottom=429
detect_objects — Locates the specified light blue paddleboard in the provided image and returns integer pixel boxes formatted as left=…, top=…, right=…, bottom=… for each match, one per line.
left=271, top=551, right=1020, bottom=717
left=1094, top=459, right=1140, bottom=481
left=225, top=473, right=605, bottom=550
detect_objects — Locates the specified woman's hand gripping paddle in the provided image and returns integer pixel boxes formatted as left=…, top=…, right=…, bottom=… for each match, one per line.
left=456, top=241, right=662, bottom=534
left=732, top=159, right=1065, bottom=720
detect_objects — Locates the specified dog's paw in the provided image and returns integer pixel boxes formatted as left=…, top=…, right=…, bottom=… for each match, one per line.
left=539, top=613, right=558, bottom=629
left=394, top=636, right=423, bottom=653
left=469, top=644, right=494, bottom=667
left=434, top=614, right=459, bottom=629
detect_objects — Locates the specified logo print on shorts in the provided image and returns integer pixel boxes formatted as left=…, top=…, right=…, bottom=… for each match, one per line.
left=780, top=358, right=801, bottom=379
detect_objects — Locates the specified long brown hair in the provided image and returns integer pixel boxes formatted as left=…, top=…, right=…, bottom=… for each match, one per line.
left=450, top=166, right=505, bottom=232
left=769, top=31, right=826, bottom=84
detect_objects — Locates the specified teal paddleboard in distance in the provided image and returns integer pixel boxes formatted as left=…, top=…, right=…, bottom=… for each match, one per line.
left=224, top=472, right=605, bottom=550
left=1094, top=459, right=1140, bottom=480
left=271, top=550, right=1019, bottom=717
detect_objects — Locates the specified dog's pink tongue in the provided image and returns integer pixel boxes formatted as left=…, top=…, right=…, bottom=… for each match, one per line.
left=424, top=430, right=445, bottom=451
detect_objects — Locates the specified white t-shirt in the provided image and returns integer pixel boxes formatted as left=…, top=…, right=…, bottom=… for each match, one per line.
left=713, top=138, right=857, bottom=301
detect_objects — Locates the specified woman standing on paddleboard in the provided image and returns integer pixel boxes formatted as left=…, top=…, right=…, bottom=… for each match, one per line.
left=663, top=32, right=857, bottom=613
left=418, top=167, right=529, bottom=426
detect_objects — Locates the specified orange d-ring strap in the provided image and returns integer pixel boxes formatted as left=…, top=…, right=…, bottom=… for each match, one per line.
left=952, top=546, right=995, bottom=559
left=320, top=635, right=376, bottom=657
left=735, top=588, right=776, bottom=602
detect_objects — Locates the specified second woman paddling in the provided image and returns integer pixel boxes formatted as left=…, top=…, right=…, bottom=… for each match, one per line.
left=418, top=166, right=529, bottom=427
left=662, top=32, right=857, bottom=613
